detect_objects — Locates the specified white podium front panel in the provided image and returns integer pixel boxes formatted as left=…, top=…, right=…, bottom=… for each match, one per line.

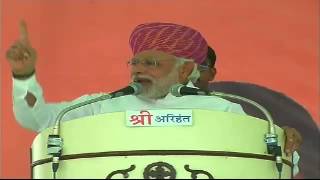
left=31, top=109, right=292, bottom=179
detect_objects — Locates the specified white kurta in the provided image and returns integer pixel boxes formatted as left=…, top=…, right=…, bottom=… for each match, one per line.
left=12, top=75, right=245, bottom=132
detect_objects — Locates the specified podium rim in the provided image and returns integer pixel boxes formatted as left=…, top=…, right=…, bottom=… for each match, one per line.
left=31, top=149, right=293, bottom=168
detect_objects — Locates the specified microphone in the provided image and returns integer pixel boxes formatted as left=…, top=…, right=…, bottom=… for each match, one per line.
left=170, top=83, right=283, bottom=176
left=47, top=82, right=142, bottom=178
left=109, top=82, right=143, bottom=98
left=170, top=83, right=209, bottom=96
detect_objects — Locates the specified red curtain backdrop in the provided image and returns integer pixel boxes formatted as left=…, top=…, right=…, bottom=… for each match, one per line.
left=1, top=0, right=319, bottom=178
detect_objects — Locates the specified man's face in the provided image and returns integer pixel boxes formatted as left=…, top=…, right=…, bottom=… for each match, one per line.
left=130, top=50, right=180, bottom=99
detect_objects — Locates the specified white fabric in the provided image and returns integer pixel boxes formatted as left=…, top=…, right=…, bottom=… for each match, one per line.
left=293, top=151, right=300, bottom=176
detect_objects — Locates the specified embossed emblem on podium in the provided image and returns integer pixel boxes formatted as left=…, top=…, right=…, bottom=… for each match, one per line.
left=106, top=165, right=136, bottom=179
left=143, top=161, right=176, bottom=179
left=184, top=164, right=214, bottom=179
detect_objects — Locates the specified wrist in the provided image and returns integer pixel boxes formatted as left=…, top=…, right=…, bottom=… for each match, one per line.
left=12, top=69, right=36, bottom=80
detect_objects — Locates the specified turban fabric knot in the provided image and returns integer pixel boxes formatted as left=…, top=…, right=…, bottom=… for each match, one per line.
left=129, top=22, right=208, bottom=64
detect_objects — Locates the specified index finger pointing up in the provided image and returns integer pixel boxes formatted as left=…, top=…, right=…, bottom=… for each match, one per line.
left=19, top=20, right=30, bottom=45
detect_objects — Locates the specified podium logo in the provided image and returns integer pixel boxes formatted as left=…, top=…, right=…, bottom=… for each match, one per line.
left=126, top=109, right=193, bottom=127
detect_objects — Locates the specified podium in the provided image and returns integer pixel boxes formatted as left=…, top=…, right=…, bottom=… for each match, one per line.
left=31, top=109, right=292, bottom=179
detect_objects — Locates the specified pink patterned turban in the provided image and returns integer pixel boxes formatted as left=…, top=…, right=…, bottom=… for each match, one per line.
left=129, top=22, right=208, bottom=64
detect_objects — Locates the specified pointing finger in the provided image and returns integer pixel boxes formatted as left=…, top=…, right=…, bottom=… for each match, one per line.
left=19, top=20, right=30, bottom=45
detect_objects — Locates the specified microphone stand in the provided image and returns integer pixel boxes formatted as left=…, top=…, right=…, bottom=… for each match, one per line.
left=209, top=91, right=283, bottom=178
left=47, top=93, right=112, bottom=179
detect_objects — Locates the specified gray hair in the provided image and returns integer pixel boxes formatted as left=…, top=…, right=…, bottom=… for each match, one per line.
left=174, top=57, right=200, bottom=83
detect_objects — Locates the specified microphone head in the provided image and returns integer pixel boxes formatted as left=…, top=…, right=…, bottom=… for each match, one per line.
left=170, top=83, right=184, bottom=97
left=129, top=82, right=143, bottom=95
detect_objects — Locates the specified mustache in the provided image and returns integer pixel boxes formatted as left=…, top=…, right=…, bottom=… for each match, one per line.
left=131, top=75, right=155, bottom=83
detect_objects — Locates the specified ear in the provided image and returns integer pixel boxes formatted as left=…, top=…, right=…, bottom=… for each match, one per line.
left=178, top=62, right=195, bottom=84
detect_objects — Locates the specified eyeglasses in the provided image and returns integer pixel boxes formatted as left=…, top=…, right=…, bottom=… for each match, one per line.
left=127, top=58, right=160, bottom=68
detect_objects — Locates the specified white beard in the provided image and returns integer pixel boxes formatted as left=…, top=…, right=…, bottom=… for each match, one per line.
left=132, top=69, right=179, bottom=99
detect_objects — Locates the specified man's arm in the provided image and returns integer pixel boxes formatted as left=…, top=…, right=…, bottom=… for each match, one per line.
left=12, top=74, right=100, bottom=132
left=7, top=20, right=99, bottom=132
left=13, top=74, right=70, bottom=132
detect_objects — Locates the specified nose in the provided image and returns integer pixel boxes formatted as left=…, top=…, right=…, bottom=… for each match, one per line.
left=130, top=62, right=148, bottom=75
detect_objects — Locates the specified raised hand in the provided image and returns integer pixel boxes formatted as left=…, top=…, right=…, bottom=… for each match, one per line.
left=6, top=20, right=37, bottom=78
